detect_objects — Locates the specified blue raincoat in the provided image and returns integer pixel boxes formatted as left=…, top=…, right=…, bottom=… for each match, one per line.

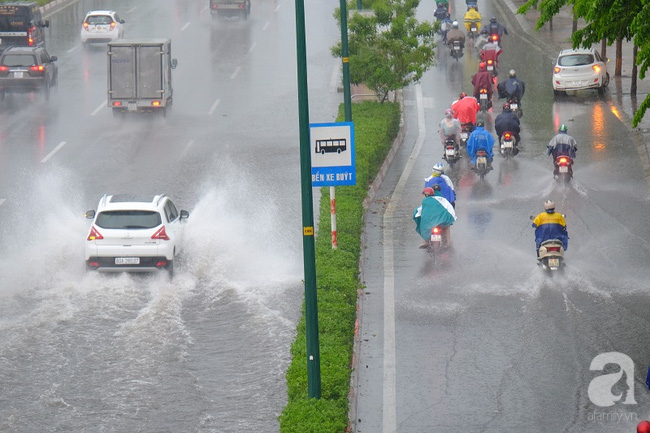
left=424, top=175, right=456, bottom=205
left=466, top=126, right=495, bottom=164
left=413, top=192, right=457, bottom=241
left=532, top=211, right=569, bottom=250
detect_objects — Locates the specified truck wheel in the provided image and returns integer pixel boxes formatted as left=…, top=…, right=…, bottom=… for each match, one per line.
left=112, top=108, right=123, bottom=117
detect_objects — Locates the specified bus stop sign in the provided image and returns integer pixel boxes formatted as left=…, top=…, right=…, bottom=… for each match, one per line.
left=310, top=122, right=355, bottom=187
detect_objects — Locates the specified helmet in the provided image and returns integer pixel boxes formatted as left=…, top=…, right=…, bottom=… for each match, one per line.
left=509, top=69, right=516, bottom=78
left=445, top=108, right=454, bottom=117
left=423, top=187, right=435, bottom=197
left=502, top=102, right=510, bottom=110
left=490, top=16, right=497, bottom=22
left=476, top=119, right=485, bottom=127
left=480, top=27, right=489, bottom=35
left=544, top=200, right=555, bottom=211
left=459, top=92, right=467, bottom=99
left=559, top=124, right=568, bottom=133
left=452, top=21, right=459, bottom=28
left=478, top=61, right=486, bottom=71
left=433, top=162, right=445, bottom=173
left=432, top=184, right=441, bottom=191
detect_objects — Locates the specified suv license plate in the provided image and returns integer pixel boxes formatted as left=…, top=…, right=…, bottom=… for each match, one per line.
left=115, top=257, right=140, bottom=265
left=430, top=234, right=442, bottom=242
left=14, top=71, right=23, bottom=78
left=559, top=166, right=568, bottom=173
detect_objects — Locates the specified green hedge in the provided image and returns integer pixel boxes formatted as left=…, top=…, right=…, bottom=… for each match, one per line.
left=279, top=101, right=400, bottom=432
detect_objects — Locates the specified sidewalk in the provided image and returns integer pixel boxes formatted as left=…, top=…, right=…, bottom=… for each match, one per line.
left=500, top=0, right=650, bottom=135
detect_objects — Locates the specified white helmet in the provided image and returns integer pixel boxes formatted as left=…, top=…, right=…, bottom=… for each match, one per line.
left=452, top=21, right=459, bottom=28
left=544, top=200, right=555, bottom=211
left=433, top=162, right=445, bottom=173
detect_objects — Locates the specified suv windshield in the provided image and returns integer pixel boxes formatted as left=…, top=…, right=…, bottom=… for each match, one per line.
left=559, top=54, right=595, bottom=67
left=95, top=210, right=162, bottom=229
left=2, top=54, right=36, bottom=66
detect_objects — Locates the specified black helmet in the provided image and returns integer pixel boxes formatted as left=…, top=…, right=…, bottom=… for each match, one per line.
left=476, top=119, right=485, bottom=127
left=480, top=28, right=489, bottom=35
left=502, top=102, right=510, bottom=110
left=490, top=17, right=497, bottom=22
left=432, top=184, right=441, bottom=192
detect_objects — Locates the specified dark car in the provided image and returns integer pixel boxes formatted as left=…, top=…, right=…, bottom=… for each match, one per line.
left=0, top=46, right=57, bottom=100
left=0, top=2, right=49, bottom=54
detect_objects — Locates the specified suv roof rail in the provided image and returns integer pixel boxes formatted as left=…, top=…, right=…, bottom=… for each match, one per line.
left=155, top=194, right=168, bottom=206
left=99, top=194, right=109, bottom=208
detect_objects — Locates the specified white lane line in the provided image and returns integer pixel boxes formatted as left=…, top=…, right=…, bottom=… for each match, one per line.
left=208, top=98, right=221, bottom=115
left=0, top=199, right=5, bottom=207
left=330, top=59, right=339, bottom=93
left=179, top=140, right=194, bottom=159
left=67, top=45, right=79, bottom=53
left=91, top=101, right=106, bottom=116
left=41, top=141, right=66, bottom=163
left=249, top=42, right=257, bottom=53
left=274, top=4, right=281, bottom=12
left=263, top=21, right=270, bottom=30
left=200, top=5, right=208, bottom=13
left=230, top=66, right=241, bottom=79
left=126, top=6, right=136, bottom=13
left=181, top=22, right=190, bottom=31
left=382, top=84, right=425, bottom=433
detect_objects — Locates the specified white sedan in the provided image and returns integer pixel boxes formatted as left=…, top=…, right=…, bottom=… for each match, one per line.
left=552, top=48, right=609, bottom=96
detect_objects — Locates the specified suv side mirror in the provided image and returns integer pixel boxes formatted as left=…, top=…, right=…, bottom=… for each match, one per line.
left=41, top=20, right=50, bottom=28
left=180, top=210, right=189, bottom=220
left=85, top=210, right=96, bottom=219
left=120, top=19, right=125, bottom=24
left=50, top=56, right=57, bottom=62
left=171, top=58, right=178, bottom=69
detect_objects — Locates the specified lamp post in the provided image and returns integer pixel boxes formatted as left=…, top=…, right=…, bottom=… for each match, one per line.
left=294, top=0, right=321, bottom=399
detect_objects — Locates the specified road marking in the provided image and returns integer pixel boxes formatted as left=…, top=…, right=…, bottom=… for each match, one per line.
left=263, top=21, right=270, bottom=30
left=200, top=5, right=208, bottom=13
left=67, top=45, right=79, bottom=53
left=249, top=42, right=257, bottom=53
left=126, top=6, right=136, bottom=13
left=274, top=4, right=281, bottom=12
left=230, top=66, right=241, bottom=79
left=91, top=101, right=106, bottom=116
left=181, top=22, right=190, bottom=31
left=0, top=199, right=5, bottom=207
left=179, top=140, right=194, bottom=159
left=41, top=141, right=66, bottom=163
left=208, top=98, right=221, bottom=115
left=382, top=84, right=425, bottom=433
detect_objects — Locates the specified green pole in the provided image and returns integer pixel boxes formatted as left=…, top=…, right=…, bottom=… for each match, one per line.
left=340, top=0, right=352, bottom=122
left=357, top=0, right=362, bottom=11
left=294, top=0, right=321, bottom=399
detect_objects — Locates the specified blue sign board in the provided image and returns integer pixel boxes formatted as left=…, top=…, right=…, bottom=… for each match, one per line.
left=310, top=122, right=355, bottom=187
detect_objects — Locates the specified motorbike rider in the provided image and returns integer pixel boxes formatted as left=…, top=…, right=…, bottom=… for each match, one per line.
left=488, top=16, right=508, bottom=38
left=498, top=69, right=526, bottom=108
left=434, top=3, right=448, bottom=21
left=414, top=185, right=457, bottom=248
left=463, top=6, right=482, bottom=33
left=547, top=124, right=577, bottom=175
left=451, top=92, right=480, bottom=131
left=475, top=28, right=491, bottom=52
left=424, top=162, right=456, bottom=208
left=471, top=62, right=494, bottom=107
left=494, top=103, right=521, bottom=151
left=446, top=21, right=466, bottom=51
left=439, top=108, right=462, bottom=150
left=532, top=200, right=568, bottom=257
left=480, top=37, right=503, bottom=67
left=439, top=13, right=453, bottom=43
left=466, top=119, right=495, bottom=169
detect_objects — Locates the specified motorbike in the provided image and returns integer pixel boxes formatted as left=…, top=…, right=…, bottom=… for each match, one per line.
left=485, top=58, right=498, bottom=79
left=499, top=131, right=517, bottom=158
left=466, top=21, right=479, bottom=46
left=443, top=136, right=461, bottom=167
left=478, top=87, right=490, bottom=112
left=473, top=148, right=490, bottom=178
left=459, top=122, right=474, bottom=148
left=508, top=96, right=523, bottom=118
left=554, top=155, right=573, bottom=182
left=450, top=40, right=464, bottom=60
left=426, top=225, right=449, bottom=259
left=537, top=239, right=565, bottom=271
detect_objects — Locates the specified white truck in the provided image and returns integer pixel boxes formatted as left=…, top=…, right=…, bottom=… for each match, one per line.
left=107, top=39, right=177, bottom=116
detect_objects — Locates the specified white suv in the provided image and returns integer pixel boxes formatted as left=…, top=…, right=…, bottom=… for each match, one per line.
left=552, top=48, right=609, bottom=96
left=81, top=10, right=125, bottom=45
left=85, top=194, right=189, bottom=273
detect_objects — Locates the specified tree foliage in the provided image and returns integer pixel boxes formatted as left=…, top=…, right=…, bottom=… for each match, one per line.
left=517, top=0, right=574, bottom=31
left=331, top=0, right=437, bottom=102
left=631, top=1, right=650, bottom=127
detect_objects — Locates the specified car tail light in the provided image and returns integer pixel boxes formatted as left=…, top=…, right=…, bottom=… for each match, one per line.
left=83, top=22, right=89, bottom=30
left=156, top=261, right=168, bottom=268
left=546, top=246, right=561, bottom=252
left=87, top=226, right=104, bottom=240
left=592, top=65, right=601, bottom=73
left=504, top=133, right=511, bottom=140
left=0, top=66, right=7, bottom=72
left=152, top=226, right=170, bottom=240
left=28, top=27, right=34, bottom=46
left=432, top=227, right=441, bottom=235
left=110, top=22, right=116, bottom=29
left=151, top=101, right=161, bottom=106
left=112, top=101, right=122, bottom=107
left=29, top=65, right=44, bottom=72
left=554, top=66, right=561, bottom=74
left=88, top=261, right=99, bottom=268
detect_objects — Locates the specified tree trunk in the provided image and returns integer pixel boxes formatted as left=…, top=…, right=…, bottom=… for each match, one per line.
left=601, top=38, right=607, bottom=60
left=616, top=36, right=622, bottom=76
left=572, top=18, right=577, bottom=34
left=549, top=16, right=553, bottom=31
left=632, top=44, right=638, bottom=94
